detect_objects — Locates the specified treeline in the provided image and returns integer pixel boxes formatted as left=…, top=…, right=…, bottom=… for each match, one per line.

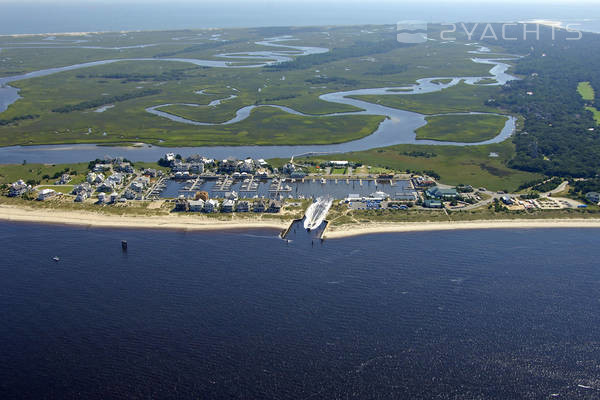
left=153, top=40, right=242, bottom=58
left=77, top=68, right=203, bottom=83
left=0, top=114, right=38, bottom=126
left=52, top=89, right=162, bottom=113
left=259, top=94, right=298, bottom=102
left=365, top=63, right=408, bottom=75
left=570, top=178, right=600, bottom=195
left=305, top=77, right=359, bottom=85
left=479, top=24, right=600, bottom=177
left=265, top=39, right=409, bottom=71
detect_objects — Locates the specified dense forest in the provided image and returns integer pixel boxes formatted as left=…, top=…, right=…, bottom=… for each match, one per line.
left=479, top=24, right=600, bottom=177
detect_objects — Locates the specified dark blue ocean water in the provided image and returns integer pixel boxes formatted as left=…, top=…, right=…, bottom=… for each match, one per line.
left=2, top=222, right=600, bottom=399
left=0, top=1, right=598, bottom=34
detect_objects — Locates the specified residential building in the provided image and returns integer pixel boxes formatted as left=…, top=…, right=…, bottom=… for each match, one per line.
left=204, top=199, right=220, bottom=213
left=267, top=200, right=282, bottom=213
left=37, top=188, right=56, bottom=201
left=253, top=199, right=267, bottom=213
left=96, top=182, right=114, bottom=193
left=189, top=200, right=205, bottom=212
left=8, top=180, right=30, bottom=197
left=501, top=195, right=514, bottom=205
left=75, top=192, right=88, bottom=202
left=236, top=201, right=250, bottom=212
left=222, top=199, right=235, bottom=213
left=72, top=183, right=92, bottom=195
left=425, top=186, right=458, bottom=200
left=175, top=197, right=190, bottom=212
left=423, top=199, right=443, bottom=208
left=55, top=173, right=71, bottom=185
left=585, top=192, right=600, bottom=204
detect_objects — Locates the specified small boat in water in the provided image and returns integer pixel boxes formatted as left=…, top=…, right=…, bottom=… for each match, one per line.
left=52, top=256, right=60, bottom=262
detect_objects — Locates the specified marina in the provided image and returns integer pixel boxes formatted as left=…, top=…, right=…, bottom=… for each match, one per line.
left=158, top=176, right=414, bottom=200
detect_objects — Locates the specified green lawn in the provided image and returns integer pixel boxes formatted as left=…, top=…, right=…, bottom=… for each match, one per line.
left=578, top=81, right=596, bottom=101
left=415, top=114, right=508, bottom=143
left=586, top=106, right=600, bottom=125
left=349, top=82, right=502, bottom=115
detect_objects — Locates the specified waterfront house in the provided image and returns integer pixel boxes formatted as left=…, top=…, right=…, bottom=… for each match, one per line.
left=86, top=172, right=96, bottom=184
left=189, top=200, right=205, bottom=212
left=255, top=170, right=269, bottom=179
left=240, top=159, right=255, bottom=173
left=37, top=188, right=56, bottom=201
left=93, top=163, right=112, bottom=173
left=204, top=199, right=220, bottom=213
left=115, top=162, right=134, bottom=174
left=423, top=199, right=443, bottom=208
left=123, top=190, right=137, bottom=200
left=267, top=200, right=282, bottom=213
left=72, top=183, right=92, bottom=196
left=222, top=199, right=235, bottom=213
left=109, top=192, right=119, bottom=203
left=290, top=171, right=307, bottom=179
left=412, top=176, right=435, bottom=188
left=236, top=201, right=250, bottom=212
left=224, top=191, right=239, bottom=201
left=55, top=173, right=71, bottom=185
left=585, top=192, right=600, bottom=204
left=8, top=180, right=31, bottom=197
left=189, top=162, right=204, bottom=174
left=106, top=173, right=123, bottom=186
left=172, top=162, right=191, bottom=173
left=130, top=182, right=144, bottom=193
left=219, top=158, right=240, bottom=174
left=142, top=168, right=158, bottom=178
left=425, top=186, right=458, bottom=200
left=253, top=199, right=267, bottom=213
left=75, top=192, right=88, bottom=202
left=282, top=163, right=296, bottom=175
left=96, top=182, right=114, bottom=193
left=175, top=196, right=190, bottom=212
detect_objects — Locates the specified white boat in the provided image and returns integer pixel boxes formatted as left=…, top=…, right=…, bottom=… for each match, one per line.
left=303, top=196, right=333, bottom=231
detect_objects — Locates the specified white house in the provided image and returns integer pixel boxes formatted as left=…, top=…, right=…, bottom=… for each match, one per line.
left=189, top=200, right=205, bottom=212
left=37, top=188, right=56, bottom=201
left=204, top=199, right=220, bottom=213
left=8, top=180, right=31, bottom=197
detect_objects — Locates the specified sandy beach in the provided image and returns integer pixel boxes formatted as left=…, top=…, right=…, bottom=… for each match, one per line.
left=0, top=204, right=288, bottom=232
left=3, top=204, right=600, bottom=238
left=323, top=219, right=600, bottom=239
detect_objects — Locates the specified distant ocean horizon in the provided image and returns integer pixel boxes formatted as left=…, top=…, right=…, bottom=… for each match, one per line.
left=0, top=1, right=598, bottom=35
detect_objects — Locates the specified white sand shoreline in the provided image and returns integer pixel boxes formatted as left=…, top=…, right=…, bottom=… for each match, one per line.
left=323, top=219, right=600, bottom=239
left=0, top=205, right=288, bottom=233
left=2, top=204, right=600, bottom=238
